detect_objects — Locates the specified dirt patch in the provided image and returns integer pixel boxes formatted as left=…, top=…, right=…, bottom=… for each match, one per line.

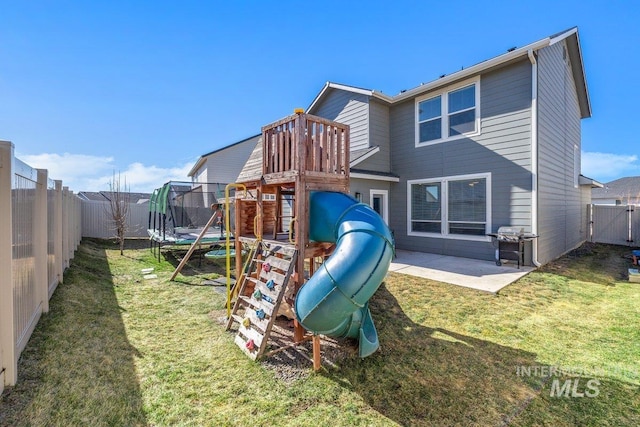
left=260, top=318, right=356, bottom=384
left=214, top=311, right=357, bottom=384
left=565, top=241, right=598, bottom=258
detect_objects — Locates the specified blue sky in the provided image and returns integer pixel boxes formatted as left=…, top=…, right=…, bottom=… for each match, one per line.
left=1, top=0, right=638, bottom=192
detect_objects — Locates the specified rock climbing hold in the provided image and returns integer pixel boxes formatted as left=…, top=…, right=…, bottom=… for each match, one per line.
left=253, top=289, right=262, bottom=300
left=266, top=279, right=275, bottom=290
left=242, top=317, right=251, bottom=327
left=245, top=339, right=255, bottom=351
left=262, top=263, right=271, bottom=272
left=256, top=309, right=266, bottom=319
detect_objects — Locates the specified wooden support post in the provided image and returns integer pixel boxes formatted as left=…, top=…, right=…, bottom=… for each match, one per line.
left=312, top=335, right=322, bottom=371
left=308, top=257, right=323, bottom=371
left=256, top=186, right=263, bottom=239
left=293, top=174, right=307, bottom=343
left=274, top=185, right=282, bottom=237
left=293, top=320, right=305, bottom=342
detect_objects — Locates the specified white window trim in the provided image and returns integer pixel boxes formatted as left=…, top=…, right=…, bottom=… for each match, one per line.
left=407, top=172, right=492, bottom=242
left=415, top=76, right=481, bottom=147
left=369, top=189, right=389, bottom=224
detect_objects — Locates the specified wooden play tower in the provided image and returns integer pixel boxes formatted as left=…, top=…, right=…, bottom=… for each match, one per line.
left=226, top=111, right=350, bottom=369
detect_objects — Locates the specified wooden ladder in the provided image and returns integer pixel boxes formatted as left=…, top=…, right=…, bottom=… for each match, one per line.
left=225, top=241, right=298, bottom=360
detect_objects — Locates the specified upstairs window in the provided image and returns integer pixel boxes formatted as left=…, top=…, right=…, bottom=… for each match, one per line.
left=418, top=96, right=442, bottom=143
left=448, top=85, right=476, bottom=137
left=416, top=78, right=480, bottom=146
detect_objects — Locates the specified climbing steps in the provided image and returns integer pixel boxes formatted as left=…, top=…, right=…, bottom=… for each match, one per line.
left=225, top=241, right=298, bottom=360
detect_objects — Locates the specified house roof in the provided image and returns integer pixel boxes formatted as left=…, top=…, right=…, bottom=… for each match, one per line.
left=592, top=176, right=640, bottom=200
left=308, top=27, right=590, bottom=119
left=579, top=175, right=603, bottom=189
left=77, top=191, right=108, bottom=202
left=350, top=168, right=400, bottom=182
left=307, top=83, right=393, bottom=113
left=187, top=133, right=261, bottom=177
left=235, top=137, right=263, bottom=184
left=350, top=146, right=380, bottom=167
left=77, top=191, right=152, bottom=204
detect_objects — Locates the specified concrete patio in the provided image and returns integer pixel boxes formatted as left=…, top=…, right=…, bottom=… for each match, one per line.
left=388, top=250, right=535, bottom=293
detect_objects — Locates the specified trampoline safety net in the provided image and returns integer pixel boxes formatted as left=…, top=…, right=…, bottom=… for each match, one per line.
left=148, top=181, right=234, bottom=244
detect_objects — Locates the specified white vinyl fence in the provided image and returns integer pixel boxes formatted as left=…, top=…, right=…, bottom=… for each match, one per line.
left=588, top=204, right=640, bottom=246
left=0, top=141, right=81, bottom=392
left=81, top=200, right=150, bottom=239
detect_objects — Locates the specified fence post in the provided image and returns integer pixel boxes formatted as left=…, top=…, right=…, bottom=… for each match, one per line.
left=74, top=194, right=81, bottom=249
left=0, top=141, right=17, bottom=388
left=54, top=180, right=63, bottom=284
left=71, top=193, right=78, bottom=252
left=627, top=205, right=634, bottom=245
left=587, top=203, right=593, bottom=242
left=62, top=186, right=69, bottom=269
left=35, top=169, right=49, bottom=313
left=634, top=205, right=640, bottom=245
left=77, top=194, right=82, bottom=248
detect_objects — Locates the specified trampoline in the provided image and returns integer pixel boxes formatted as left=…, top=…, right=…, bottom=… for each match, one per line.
left=147, top=181, right=236, bottom=259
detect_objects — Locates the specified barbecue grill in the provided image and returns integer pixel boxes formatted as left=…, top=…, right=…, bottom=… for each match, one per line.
left=487, top=226, right=538, bottom=268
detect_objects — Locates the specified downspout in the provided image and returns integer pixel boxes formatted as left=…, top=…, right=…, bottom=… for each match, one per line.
left=528, top=49, right=541, bottom=267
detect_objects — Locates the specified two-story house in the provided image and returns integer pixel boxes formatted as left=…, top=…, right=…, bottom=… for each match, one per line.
left=192, top=27, right=596, bottom=266
left=303, top=27, right=597, bottom=266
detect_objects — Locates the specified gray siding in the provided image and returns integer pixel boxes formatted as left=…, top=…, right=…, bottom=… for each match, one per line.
left=313, top=88, right=370, bottom=152
left=350, top=178, right=391, bottom=224
left=389, top=60, right=533, bottom=261
left=537, top=41, right=584, bottom=264
left=350, top=178, right=391, bottom=205
left=366, top=101, right=391, bottom=172
left=354, top=154, right=390, bottom=173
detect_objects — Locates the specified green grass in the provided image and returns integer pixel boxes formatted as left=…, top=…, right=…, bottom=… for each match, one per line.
left=1, top=240, right=638, bottom=426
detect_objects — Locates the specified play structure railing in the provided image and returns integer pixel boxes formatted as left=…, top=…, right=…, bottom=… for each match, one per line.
left=0, top=141, right=82, bottom=392
left=261, top=113, right=350, bottom=178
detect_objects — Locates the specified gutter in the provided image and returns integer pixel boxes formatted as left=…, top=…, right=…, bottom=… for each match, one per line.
left=187, top=156, right=206, bottom=178
left=528, top=49, right=541, bottom=267
left=394, top=38, right=551, bottom=103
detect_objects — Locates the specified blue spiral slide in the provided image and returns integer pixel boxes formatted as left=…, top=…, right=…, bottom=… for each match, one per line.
left=294, top=191, right=395, bottom=358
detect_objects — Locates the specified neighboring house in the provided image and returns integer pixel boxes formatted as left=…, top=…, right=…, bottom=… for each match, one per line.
left=304, top=27, right=597, bottom=266
left=188, top=134, right=260, bottom=204
left=592, top=176, right=640, bottom=205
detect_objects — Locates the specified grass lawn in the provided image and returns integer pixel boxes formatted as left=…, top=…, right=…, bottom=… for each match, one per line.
left=1, top=239, right=638, bottom=426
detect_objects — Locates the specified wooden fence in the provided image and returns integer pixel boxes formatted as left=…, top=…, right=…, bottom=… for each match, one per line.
left=0, top=141, right=81, bottom=392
